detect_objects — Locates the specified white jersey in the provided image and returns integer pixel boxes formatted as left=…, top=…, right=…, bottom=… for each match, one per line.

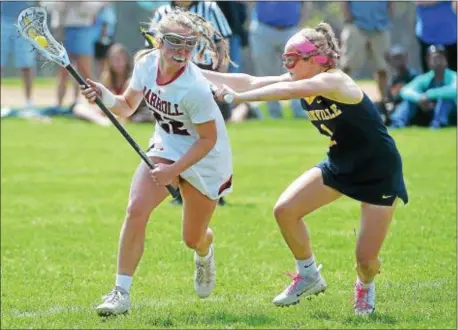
left=129, top=50, right=232, bottom=199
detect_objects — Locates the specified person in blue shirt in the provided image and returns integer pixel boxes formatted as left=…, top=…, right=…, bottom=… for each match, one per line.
left=94, top=3, right=118, bottom=76
left=136, top=1, right=169, bottom=11
left=390, top=45, right=457, bottom=128
left=340, top=1, right=393, bottom=101
left=217, top=1, right=248, bottom=74
left=1, top=1, right=36, bottom=110
left=416, top=1, right=457, bottom=72
left=249, top=1, right=310, bottom=119
left=204, top=22, right=408, bottom=316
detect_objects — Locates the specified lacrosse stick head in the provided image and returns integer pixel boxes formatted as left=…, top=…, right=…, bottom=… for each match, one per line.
left=17, top=6, right=69, bottom=67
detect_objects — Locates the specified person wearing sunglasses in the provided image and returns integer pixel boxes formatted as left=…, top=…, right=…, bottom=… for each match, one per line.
left=80, top=8, right=233, bottom=317
left=204, top=22, right=408, bottom=316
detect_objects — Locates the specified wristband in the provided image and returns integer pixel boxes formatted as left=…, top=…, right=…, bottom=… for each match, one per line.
left=100, top=85, right=116, bottom=108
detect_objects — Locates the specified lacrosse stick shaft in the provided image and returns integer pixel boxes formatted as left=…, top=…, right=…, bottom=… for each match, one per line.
left=65, top=64, right=179, bottom=198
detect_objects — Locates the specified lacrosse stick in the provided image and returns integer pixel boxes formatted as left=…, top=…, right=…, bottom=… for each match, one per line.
left=140, top=28, right=234, bottom=104
left=17, top=7, right=179, bottom=198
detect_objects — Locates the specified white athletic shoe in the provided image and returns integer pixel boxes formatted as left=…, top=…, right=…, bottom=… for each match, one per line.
left=96, top=286, right=130, bottom=317
left=353, top=281, right=375, bottom=316
left=194, top=245, right=216, bottom=299
left=273, top=264, right=327, bottom=306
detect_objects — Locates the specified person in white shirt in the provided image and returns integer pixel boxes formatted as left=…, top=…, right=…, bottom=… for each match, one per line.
left=79, top=7, right=233, bottom=317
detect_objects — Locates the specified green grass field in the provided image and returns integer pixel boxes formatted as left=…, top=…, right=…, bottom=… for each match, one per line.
left=1, top=77, right=59, bottom=87
left=1, top=118, right=456, bottom=329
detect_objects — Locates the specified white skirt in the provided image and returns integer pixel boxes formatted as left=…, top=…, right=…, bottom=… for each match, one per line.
left=146, top=135, right=233, bottom=200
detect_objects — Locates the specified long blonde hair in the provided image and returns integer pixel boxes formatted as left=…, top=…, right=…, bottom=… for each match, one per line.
left=135, top=6, right=232, bottom=70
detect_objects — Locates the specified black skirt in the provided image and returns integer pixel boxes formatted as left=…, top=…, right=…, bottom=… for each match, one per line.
left=316, top=155, right=409, bottom=207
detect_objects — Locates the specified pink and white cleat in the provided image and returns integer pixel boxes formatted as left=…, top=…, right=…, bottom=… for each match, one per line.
left=353, top=281, right=375, bottom=316
left=273, top=264, right=326, bottom=306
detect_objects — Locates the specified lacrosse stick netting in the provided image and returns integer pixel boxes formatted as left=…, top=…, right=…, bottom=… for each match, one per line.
left=17, top=7, right=69, bottom=67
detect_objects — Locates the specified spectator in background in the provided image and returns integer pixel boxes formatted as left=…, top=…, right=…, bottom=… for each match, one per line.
left=2, top=44, right=141, bottom=126
left=340, top=1, right=393, bottom=101
left=390, top=45, right=457, bottom=129
left=217, top=1, right=248, bottom=73
left=1, top=1, right=36, bottom=111
left=94, top=2, right=118, bottom=76
left=415, top=1, right=457, bottom=72
left=43, top=2, right=105, bottom=107
left=249, top=1, right=310, bottom=119
left=217, top=1, right=260, bottom=123
left=136, top=1, right=169, bottom=12
left=73, top=43, right=132, bottom=126
left=377, top=45, right=418, bottom=125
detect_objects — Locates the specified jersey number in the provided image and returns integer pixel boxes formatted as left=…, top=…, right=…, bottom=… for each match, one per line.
left=320, top=124, right=337, bottom=147
left=153, top=112, right=190, bottom=136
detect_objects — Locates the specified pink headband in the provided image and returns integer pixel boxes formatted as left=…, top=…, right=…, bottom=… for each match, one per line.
left=290, top=39, right=330, bottom=65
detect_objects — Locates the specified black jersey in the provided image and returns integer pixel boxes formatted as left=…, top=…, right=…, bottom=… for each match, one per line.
left=301, top=92, right=408, bottom=206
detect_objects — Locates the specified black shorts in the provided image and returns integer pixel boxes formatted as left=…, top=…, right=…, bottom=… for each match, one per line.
left=94, top=40, right=113, bottom=60
left=316, top=158, right=408, bottom=206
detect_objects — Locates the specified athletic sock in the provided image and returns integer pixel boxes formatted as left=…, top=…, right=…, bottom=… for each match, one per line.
left=196, top=245, right=213, bottom=262
left=116, top=274, right=133, bottom=293
left=357, top=277, right=373, bottom=289
left=296, top=255, right=318, bottom=276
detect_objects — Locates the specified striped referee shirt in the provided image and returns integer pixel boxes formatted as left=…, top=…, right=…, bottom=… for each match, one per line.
left=147, top=1, right=232, bottom=66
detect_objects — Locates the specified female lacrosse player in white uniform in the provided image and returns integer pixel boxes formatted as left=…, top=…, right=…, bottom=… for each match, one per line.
left=80, top=8, right=233, bottom=316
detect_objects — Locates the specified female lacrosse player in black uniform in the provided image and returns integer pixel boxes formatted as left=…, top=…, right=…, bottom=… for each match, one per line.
left=205, top=22, right=408, bottom=316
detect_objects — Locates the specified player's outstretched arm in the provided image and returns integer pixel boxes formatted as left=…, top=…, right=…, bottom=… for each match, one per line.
left=201, top=69, right=291, bottom=93
left=215, top=72, right=340, bottom=103
left=80, top=79, right=143, bottom=118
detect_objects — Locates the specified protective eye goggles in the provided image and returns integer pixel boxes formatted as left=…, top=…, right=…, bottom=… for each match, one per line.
left=281, top=52, right=312, bottom=70
left=161, top=33, right=198, bottom=51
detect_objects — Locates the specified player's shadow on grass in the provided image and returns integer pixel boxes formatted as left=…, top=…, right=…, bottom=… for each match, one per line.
left=343, top=313, right=398, bottom=325
left=221, top=202, right=260, bottom=209
left=310, top=310, right=333, bottom=320
left=308, top=310, right=397, bottom=325
left=204, top=311, right=275, bottom=326
left=144, top=310, right=275, bottom=327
